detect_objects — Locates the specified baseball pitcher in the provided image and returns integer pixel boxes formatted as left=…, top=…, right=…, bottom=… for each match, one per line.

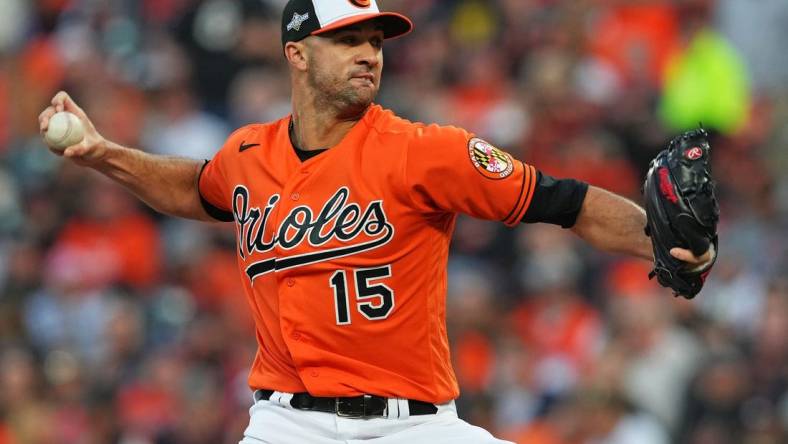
left=38, top=1, right=717, bottom=443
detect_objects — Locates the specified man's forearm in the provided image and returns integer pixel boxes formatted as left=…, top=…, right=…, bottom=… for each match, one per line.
left=570, top=186, right=653, bottom=260
left=94, top=141, right=213, bottom=221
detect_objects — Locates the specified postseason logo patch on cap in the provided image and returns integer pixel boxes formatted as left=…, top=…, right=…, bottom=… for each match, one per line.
left=286, top=11, right=310, bottom=32
left=468, top=138, right=514, bottom=179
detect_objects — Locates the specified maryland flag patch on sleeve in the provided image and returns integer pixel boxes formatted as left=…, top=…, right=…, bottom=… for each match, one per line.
left=468, top=137, right=514, bottom=180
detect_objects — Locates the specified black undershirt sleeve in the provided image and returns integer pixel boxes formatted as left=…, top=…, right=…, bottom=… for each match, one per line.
left=198, top=160, right=234, bottom=222
left=521, top=171, right=589, bottom=228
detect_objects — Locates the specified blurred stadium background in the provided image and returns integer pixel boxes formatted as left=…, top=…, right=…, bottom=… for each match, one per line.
left=1, top=0, right=787, bottom=443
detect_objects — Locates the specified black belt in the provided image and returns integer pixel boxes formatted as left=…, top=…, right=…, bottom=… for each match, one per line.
left=256, top=389, right=438, bottom=418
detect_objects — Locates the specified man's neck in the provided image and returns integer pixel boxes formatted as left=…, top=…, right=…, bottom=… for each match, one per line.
left=290, top=87, right=369, bottom=151
left=291, top=109, right=363, bottom=151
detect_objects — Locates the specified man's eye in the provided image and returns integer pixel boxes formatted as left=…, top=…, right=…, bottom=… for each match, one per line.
left=371, top=38, right=382, bottom=48
left=340, top=36, right=356, bottom=45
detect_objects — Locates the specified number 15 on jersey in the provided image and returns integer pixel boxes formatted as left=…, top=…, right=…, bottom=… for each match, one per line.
left=329, top=265, right=395, bottom=325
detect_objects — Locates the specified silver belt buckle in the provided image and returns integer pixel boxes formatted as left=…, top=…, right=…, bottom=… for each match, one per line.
left=334, top=395, right=388, bottom=419
left=335, top=395, right=368, bottom=418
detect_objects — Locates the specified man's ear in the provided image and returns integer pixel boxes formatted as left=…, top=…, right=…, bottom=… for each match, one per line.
left=284, top=41, right=308, bottom=71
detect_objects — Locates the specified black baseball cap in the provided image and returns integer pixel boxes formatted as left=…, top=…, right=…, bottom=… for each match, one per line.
left=281, top=0, right=413, bottom=46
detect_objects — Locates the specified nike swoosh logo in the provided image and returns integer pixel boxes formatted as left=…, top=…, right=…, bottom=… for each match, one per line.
left=239, top=141, right=260, bottom=152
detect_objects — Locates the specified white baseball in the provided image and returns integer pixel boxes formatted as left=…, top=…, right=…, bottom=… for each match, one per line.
left=45, top=111, right=84, bottom=151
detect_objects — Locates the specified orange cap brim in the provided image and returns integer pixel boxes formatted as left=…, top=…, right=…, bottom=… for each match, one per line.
left=311, top=12, right=413, bottom=40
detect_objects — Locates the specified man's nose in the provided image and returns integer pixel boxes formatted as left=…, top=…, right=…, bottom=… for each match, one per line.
left=355, top=43, right=380, bottom=67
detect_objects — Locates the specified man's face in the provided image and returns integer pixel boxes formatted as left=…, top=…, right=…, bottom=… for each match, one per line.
left=303, top=21, right=384, bottom=115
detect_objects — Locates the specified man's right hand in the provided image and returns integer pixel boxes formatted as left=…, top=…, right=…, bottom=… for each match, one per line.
left=37, top=91, right=213, bottom=221
left=38, top=91, right=108, bottom=167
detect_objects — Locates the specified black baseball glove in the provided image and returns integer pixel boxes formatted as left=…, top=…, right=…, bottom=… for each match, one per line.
left=643, top=128, right=719, bottom=299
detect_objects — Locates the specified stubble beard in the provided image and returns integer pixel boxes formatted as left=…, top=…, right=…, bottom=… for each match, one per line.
left=307, top=61, right=376, bottom=119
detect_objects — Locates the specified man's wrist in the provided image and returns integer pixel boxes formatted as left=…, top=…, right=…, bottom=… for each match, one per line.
left=93, top=139, right=122, bottom=168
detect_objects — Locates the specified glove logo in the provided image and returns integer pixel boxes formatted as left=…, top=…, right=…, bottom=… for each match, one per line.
left=468, top=138, right=514, bottom=180
left=685, top=147, right=703, bottom=160
left=658, top=167, right=679, bottom=204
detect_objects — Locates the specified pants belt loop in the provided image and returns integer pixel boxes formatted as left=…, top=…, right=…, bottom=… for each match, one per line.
left=272, top=391, right=294, bottom=409
left=385, top=397, right=399, bottom=419
left=398, top=398, right=410, bottom=419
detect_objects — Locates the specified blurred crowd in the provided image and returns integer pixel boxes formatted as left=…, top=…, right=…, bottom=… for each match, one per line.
left=1, top=0, right=787, bottom=443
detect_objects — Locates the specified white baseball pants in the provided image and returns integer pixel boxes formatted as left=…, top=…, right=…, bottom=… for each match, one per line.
left=239, top=391, right=513, bottom=444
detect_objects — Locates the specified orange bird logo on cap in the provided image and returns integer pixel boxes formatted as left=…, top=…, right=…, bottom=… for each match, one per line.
left=349, top=0, right=371, bottom=7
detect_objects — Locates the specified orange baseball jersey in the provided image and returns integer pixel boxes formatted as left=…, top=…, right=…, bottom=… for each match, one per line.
left=198, top=104, right=536, bottom=404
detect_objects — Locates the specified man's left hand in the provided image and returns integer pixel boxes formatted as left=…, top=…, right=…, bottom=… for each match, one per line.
left=670, top=246, right=715, bottom=271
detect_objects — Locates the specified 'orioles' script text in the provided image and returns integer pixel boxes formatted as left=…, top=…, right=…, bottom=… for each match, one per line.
left=231, top=186, right=394, bottom=281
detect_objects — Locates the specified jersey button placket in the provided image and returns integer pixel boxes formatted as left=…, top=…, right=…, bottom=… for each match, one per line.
left=290, top=192, right=300, bottom=201
left=286, top=278, right=295, bottom=287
